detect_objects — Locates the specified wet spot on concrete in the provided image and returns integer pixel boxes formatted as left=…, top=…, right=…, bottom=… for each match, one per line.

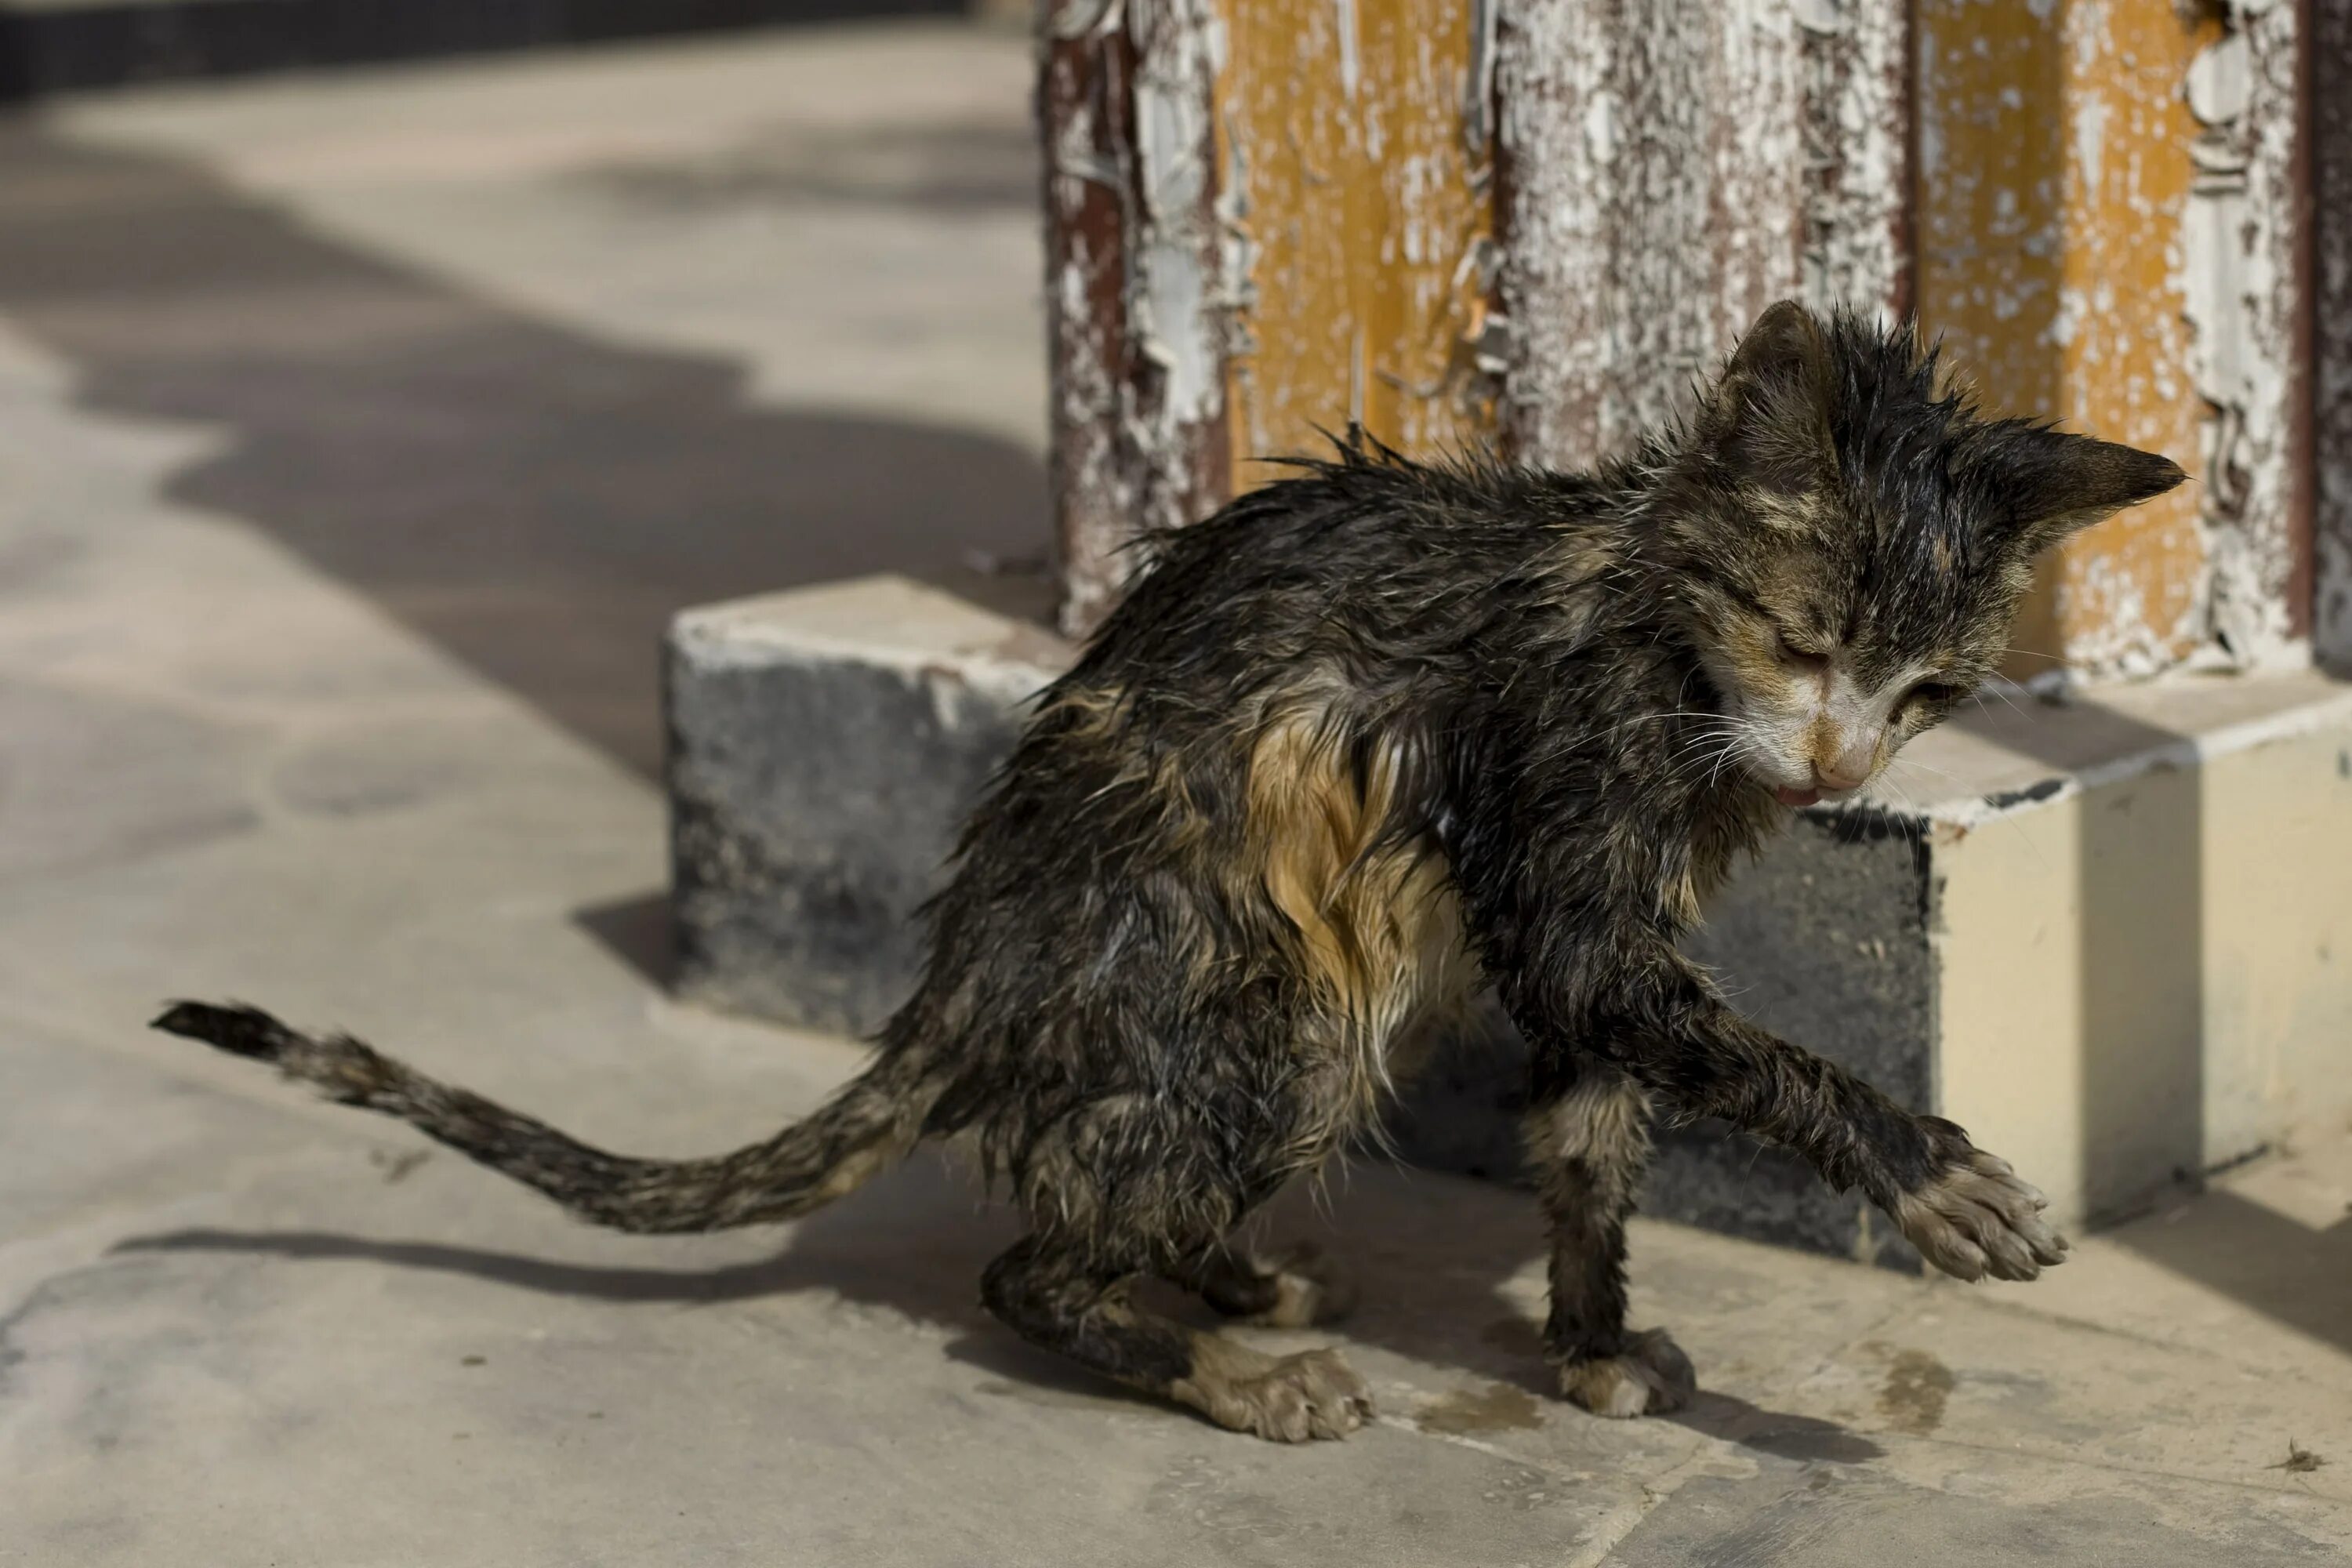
left=1876, top=1348, right=1954, bottom=1435
left=1417, top=1380, right=1544, bottom=1435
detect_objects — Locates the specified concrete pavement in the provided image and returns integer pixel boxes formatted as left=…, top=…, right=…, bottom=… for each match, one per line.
left=1, top=25, right=2348, bottom=1566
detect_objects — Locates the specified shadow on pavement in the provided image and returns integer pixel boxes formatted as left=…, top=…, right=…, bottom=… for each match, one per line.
left=2097, top=1186, right=2352, bottom=1357
left=0, top=126, right=1050, bottom=779
left=117, top=1149, right=1882, bottom=1460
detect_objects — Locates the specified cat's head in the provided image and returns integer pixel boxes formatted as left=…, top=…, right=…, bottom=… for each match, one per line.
left=1646, top=301, right=2185, bottom=807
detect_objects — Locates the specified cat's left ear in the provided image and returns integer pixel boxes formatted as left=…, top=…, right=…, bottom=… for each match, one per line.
left=1710, top=300, right=1838, bottom=500
left=1978, top=426, right=2187, bottom=554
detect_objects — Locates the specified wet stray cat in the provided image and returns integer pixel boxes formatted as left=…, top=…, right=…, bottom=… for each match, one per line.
left=158, top=303, right=2183, bottom=1441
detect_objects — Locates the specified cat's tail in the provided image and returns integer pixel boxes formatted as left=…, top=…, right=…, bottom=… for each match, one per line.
left=151, top=1000, right=937, bottom=1233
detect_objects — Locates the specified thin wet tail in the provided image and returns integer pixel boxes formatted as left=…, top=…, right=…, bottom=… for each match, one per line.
left=152, top=1001, right=934, bottom=1233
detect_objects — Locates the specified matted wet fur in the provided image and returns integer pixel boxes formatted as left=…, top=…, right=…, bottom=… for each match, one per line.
left=156, top=303, right=2183, bottom=1440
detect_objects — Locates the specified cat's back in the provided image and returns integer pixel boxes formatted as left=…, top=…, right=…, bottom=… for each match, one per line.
left=1085, top=452, right=1596, bottom=686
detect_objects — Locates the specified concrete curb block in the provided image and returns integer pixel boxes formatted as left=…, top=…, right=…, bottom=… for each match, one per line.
left=666, top=575, right=1072, bottom=1036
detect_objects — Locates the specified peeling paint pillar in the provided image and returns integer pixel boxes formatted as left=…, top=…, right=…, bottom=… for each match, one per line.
left=1915, top=0, right=2314, bottom=677
left=1494, top=0, right=1910, bottom=466
left=1040, top=0, right=1232, bottom=637
left=2315, top=0, right=2352, bottom=665
left=1041, top=0, right=1908, bottom=635
left=1043, top=0, right=2338, bottom=674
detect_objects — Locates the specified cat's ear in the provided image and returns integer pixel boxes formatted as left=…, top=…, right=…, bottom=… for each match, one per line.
left=1711, top=300, right=1837, bottom=500
left=1976, top=426, right=2187, bottom=554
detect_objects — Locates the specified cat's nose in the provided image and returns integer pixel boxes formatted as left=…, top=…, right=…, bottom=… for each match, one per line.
left=1812, top=737, right=1877, bottom=792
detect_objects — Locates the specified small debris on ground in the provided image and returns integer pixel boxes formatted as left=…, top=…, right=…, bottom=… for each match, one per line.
left=2269, top=1441, right=2325, bottom=1475
left=368, top=1147, right=430, bottom=1184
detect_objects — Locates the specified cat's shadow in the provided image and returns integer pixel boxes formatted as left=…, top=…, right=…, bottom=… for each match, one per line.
left=113, top=1149, right=1878, bottom=1462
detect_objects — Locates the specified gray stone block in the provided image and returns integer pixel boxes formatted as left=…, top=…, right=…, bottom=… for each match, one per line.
left=666, top=575, right=1073, bottom=1036
left=662, top=575, right=1936, bottom=1265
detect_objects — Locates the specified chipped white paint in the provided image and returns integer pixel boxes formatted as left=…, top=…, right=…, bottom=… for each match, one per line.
left=1040, top=15, right=1135, bottom=639
left=1046, top=0, right=2320, bottom=676
left=2181, top=0, right=2305, bottom=670
left=1497, top=0, right=1902, bottom=470
left=1128, top=0, right=1233, bottom=459
left=2053, top=551, right=2192, bottom=682
left=1498, top=0, right=1777, bottom=464
left=1044, top=0, right=1234, bottom=637
left=1798, top=0, right=1910, bottom=321
left=1134, top=39, right=1223, bottom=430
left=2315, top=0, right=2352, bottom=664
left=1334, top=0, right=1361, bottom=100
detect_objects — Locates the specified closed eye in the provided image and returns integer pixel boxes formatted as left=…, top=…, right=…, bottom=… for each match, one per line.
left=1770, top=627, right=1830, bottom=671
left=1907, top=681, right=1960, bottom=711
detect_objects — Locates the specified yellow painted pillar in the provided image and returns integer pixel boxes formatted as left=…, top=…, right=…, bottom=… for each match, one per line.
left=1214, top=0, right=1500, bottom=481
left=1918, top=0, right=2308, bottom=677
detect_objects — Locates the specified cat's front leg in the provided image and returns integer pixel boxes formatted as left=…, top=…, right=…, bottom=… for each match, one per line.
left=1552, top=943, right=2071, bottom=1283
left=1524, top=1055, right=1696, bottom=1417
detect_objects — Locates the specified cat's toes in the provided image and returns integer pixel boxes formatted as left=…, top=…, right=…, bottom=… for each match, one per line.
left=1557, top=1328, right=1697, bottom=1419
left=1893, top=1149, right=2071, bottom=1283
left=1253, top=1243, right=1357, bottom=1329
left=1221, top=1349, right=1376, bottom=1442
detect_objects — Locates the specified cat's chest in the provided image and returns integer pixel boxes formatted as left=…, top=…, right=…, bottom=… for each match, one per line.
left=1679, top=789, right=1784, bottom=924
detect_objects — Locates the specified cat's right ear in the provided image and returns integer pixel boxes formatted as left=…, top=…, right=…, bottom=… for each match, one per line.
left=1975, top=426, right=2188, bottom=554
left=1710, top=300, right=1837, bottom=501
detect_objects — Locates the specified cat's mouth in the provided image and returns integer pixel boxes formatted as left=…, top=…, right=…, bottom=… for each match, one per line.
left=1773, top=786, right=1824, bottom=808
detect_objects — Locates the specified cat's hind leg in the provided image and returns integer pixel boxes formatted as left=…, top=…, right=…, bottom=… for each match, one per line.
left=982, top=1234, right=1374, bottom=1441
left=1178, top=1237, right=1357, bottom=1328
left=1526, top=1058, right=1696, bottom=1417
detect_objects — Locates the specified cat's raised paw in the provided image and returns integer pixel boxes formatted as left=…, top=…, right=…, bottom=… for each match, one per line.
left=1893, top=1148, right=2071, bottom=1283
left=1558, top=1328, right=1697, bottom=1418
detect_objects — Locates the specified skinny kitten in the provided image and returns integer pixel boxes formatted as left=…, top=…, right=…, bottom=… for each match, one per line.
left=158, top=303, right=2183, bottom=1442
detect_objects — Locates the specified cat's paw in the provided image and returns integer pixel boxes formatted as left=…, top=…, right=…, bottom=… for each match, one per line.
left=1892, top=1147, right=2071, bottom=1282
left=1201, top=1348, right=1376, bottom=1442
left=1556, top=1328, right=1697, bottom=1418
